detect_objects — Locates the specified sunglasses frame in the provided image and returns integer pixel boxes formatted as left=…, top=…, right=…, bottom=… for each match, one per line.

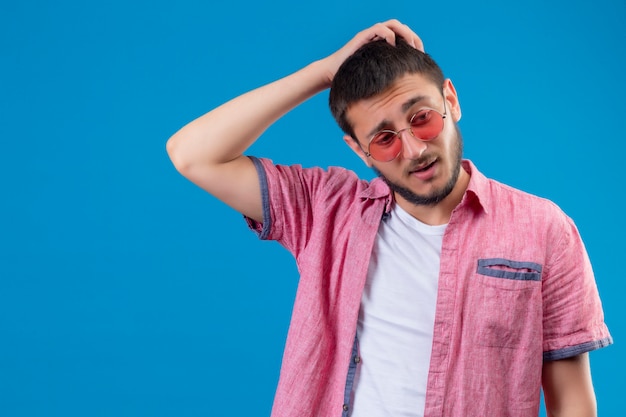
left=363, top=98, right=448, bottom=162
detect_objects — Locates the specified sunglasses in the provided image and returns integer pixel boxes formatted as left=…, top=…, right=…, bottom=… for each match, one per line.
left=364, top=105, right=447, bottom=162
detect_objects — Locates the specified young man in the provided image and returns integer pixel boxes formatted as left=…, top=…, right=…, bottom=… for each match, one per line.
left=167, top=20, right=611, bottom=417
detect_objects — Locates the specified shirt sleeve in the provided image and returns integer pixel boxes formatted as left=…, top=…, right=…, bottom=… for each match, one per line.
left=541, top=209, right=613, bottom=360
left=243, top=156, right=364, bottom=257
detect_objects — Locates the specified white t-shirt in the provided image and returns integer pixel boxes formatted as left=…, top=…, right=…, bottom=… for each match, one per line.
left=351, top=203, right=446, bottom=417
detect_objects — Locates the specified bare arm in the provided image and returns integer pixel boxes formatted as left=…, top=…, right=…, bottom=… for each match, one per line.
left=542, top=353, right=597, bottom=417
left=166, top=20, right=423, bottom=222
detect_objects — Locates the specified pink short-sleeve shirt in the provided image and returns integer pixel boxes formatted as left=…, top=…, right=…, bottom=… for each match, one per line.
left=246, top=157, right=612, bottom=417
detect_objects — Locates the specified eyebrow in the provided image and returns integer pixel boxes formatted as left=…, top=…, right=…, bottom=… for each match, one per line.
left=365, top=95, right=429, bottom=139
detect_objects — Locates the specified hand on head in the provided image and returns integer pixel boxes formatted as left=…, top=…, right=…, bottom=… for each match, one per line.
left=361, top=19, right=424, bottom=50
left=321, top=19, right=423, bottom=85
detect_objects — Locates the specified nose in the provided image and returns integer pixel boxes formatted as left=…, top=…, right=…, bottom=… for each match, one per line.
left=398, top=128, right=427, bottom=159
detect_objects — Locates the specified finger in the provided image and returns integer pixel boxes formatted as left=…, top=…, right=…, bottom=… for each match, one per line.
left=379, top=19, right=425, bottom=51
left=367, top=24, right=397, bottom=45
left=353, top=20, right=424, bottom=56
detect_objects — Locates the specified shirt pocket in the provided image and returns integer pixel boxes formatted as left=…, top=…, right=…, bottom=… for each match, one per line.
left=470, top=258, right=543, bottom=349
left=477, top=258, right=542, bottom=283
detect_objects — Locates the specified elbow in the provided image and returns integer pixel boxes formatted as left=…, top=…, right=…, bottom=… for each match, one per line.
left=166, top=134, right=192, bottom=175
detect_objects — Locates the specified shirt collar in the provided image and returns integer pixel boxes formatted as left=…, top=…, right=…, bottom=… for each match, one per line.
left=461, top=159, right=489, bottom=215
left=357, top=159, right=490, bottom=215
left=358, top=176, right=394, bottom=214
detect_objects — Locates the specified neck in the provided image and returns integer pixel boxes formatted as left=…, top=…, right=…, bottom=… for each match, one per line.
left=395, top=166, right=470, bottom=226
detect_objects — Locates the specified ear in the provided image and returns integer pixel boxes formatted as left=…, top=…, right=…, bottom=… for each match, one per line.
left=343, top=134, right=373, bottom=167
left=443, top=78, right=462, bottom=122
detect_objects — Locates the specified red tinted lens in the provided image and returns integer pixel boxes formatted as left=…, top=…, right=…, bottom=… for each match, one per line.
left=410, top=110, right=444, bottom=140
left=369, top=131, right=402, bottom=162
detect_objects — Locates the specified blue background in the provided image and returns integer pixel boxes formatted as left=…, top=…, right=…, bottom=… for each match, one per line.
left=1, top=0, right=624, bottom=415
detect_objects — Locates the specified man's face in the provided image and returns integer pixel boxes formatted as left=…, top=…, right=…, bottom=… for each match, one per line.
left=344, top=73, right=463, bottom=207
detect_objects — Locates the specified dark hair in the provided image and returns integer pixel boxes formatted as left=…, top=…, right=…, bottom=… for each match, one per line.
left=328, top=37, right=445, bottom=139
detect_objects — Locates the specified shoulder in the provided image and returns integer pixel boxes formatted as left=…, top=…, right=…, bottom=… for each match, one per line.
left=467, top=162, right=576, bottom=243
left=491, top=178, right=569, bottom=219
left=468, top=161, right=569, bottom=222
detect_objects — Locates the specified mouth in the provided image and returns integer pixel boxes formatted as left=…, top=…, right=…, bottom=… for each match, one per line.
left=406, top=157, right=439, bottom=182
left=409, top=158, right=437, bottom=174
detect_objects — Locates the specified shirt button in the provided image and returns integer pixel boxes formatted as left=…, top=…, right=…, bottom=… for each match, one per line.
left=343, top=404, right=349, bottom=411
left=354, top=355, right=361, bottom=363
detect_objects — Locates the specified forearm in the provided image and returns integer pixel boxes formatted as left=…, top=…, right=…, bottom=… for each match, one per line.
left=166, top=59, right=331, bottom=171
left=545, top=406, right=596, bottom=417
left=543, top=354, right=597, bottom=417
left=545, top=397, right=597, bottom=417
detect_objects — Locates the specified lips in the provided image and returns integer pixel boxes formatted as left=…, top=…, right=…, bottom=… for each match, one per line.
left=410, top=158, right=437, bottom=174
left=406, top=157, right=439, bottom=182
